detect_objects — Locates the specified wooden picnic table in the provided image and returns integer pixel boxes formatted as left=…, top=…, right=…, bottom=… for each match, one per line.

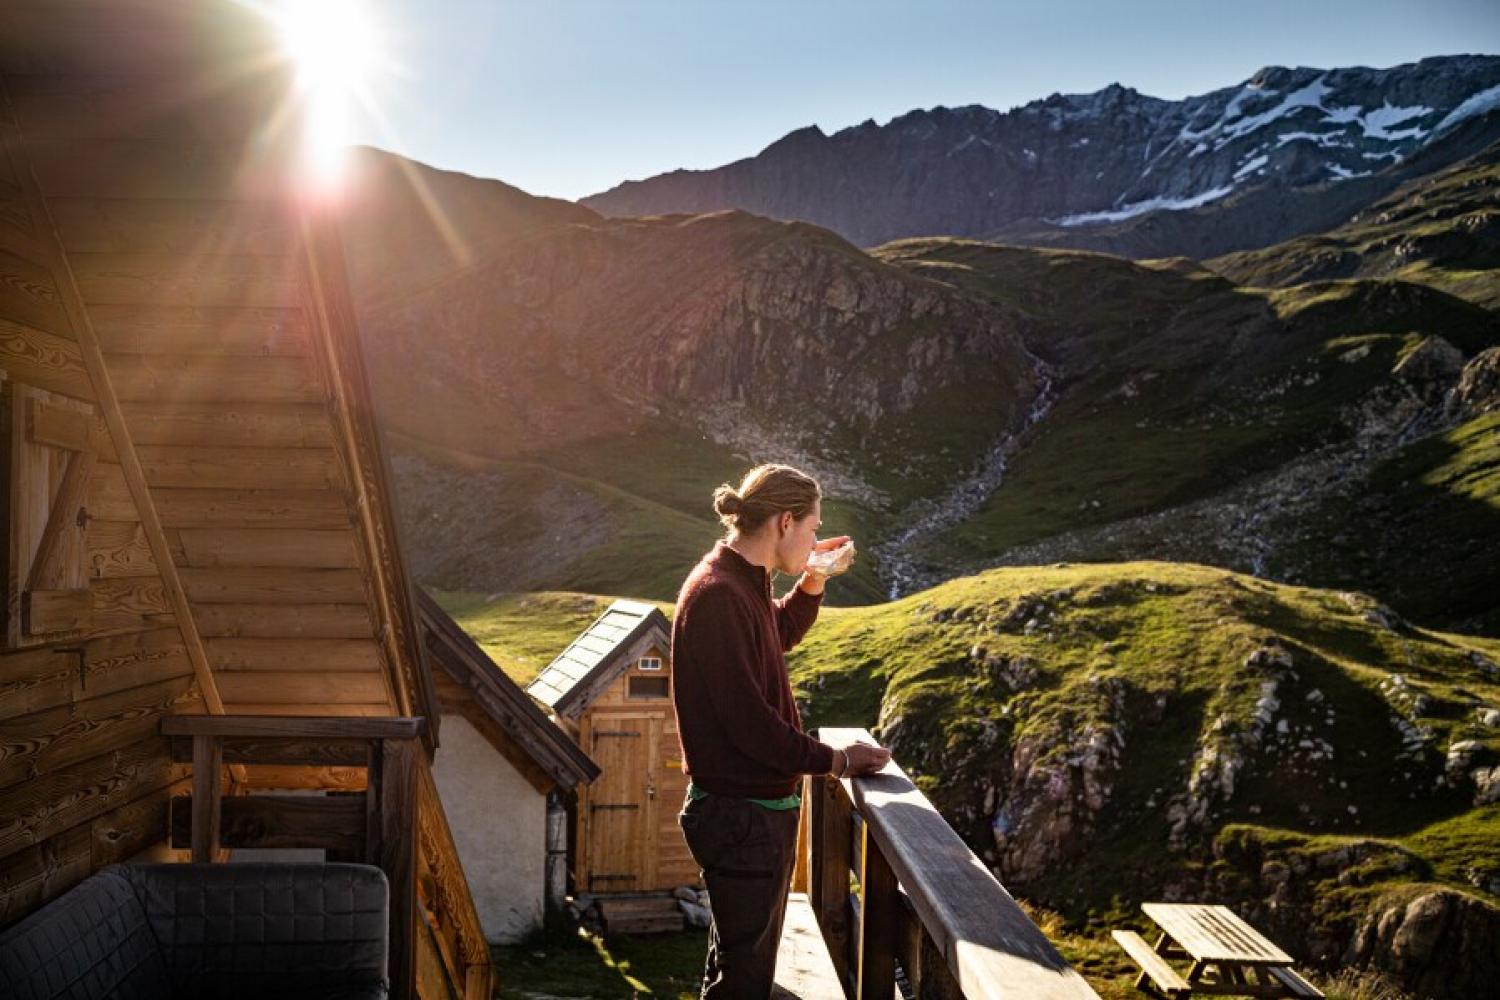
left=1112, top=903, right=1324, bottom=999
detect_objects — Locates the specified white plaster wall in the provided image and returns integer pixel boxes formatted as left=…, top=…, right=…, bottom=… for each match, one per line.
left=431, top=714, right=546, bottom=944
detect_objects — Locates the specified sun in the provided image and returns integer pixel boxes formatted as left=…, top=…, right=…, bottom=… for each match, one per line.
left=274, top=0, right=384, bottom=191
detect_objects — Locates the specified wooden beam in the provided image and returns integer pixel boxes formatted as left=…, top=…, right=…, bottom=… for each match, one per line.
left=168, top=736, right=369, bottom=768
left=122, top=401, right=332, bottom=448
left=26, top=396, right=92, bottom=450
left=71, top=252, right=303, bottom=308
left=189, top=733, right=221, bottom=862
left=0, top=734, right=186, bottom=862
left=170, top=792, right=364, bottom=853
left=0, top=82, right=225, bottom=715
left=85, top=519, right=158, bottom=579
left=194, top=603, right=373, bottom=639
left=179, top=567, right=366, bottom=605
left=0, top=645, right=80, bottom=721
left=297, top=215, right=417, bottom=725
left=136, top=445, right=343, bottom=491
left=856, top=821, right=899, bottom=1000
left=175, top=527, right=359, bottom=569
left=22, top=588, right=91, bottom=634
left=160, top=714, right=424, bottom=741
left=84, top=627, right=193, bottom=699
left=380, top=737, right=418, bottom=1000
left=0, top=317, right=91, bottom=399
left=207, top=637, right=383, bottom=672
left=214, top=671, right=388, bottom=705
left=809, top=771, right=855, bottom=992
left=106, top=354, right=324, bottom=404
left=149, top=487, right=350, bottom=529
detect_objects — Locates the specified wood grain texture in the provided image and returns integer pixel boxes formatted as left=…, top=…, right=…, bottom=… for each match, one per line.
left=89, top=575, right=173, bottom=634
left=170, top=792, right=365, bottom=853
left=0, top=674, right=198, bottom=789
left=136, top=445, right=343, bottom=491
left=0, top=646, right=80, bottom=721
left=91, top=303, right=309, bottom=356
left=194, top=603, right=373, bottom=639
left=213, top=672, right=389, bottom=705
left=0, top=734, right=186, bottom=862
left=50, top=196, right=295, bottom=257
left=207, top=638, right=383, bottom=673
left=123, top=402, right=333, bottom=448
left=0, top=318, right=91, bottom=399
left=180, top=567, right=366, bottom=605
left=149, top=488, right=351, bottom=529
left=72, top=252, right=302, bottom=308
left=85, top=519, right=157, bottom=579
left=106, top=354, right=323, bottom=403
left=84, top=627, right=193, bottom=699
left=175, top=527, right=359, bottom=569
left=0, top=247, right=68, bottom=336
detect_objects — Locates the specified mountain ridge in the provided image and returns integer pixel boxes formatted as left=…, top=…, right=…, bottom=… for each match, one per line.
left=581, top=54, right=1500, bottom=259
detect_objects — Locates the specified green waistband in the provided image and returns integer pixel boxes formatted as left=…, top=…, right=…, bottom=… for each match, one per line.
left=687, top=781, right=802, bottom=811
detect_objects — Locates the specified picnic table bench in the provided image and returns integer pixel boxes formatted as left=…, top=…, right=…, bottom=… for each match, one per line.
left=1113, top=903, right=1324, bottom=999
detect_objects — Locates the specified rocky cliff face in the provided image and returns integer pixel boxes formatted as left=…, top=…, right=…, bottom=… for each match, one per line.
left=582, top=55, right=1500, bottom=258
left=345, top=158, right=1042, bottom=479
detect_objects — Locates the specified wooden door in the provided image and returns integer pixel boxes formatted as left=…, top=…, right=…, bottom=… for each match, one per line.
left=585, top=712, right=653, bottom=893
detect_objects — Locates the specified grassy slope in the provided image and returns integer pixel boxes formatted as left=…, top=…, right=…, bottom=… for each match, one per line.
left=872, top=241, right=1500, bottom=616
left=1267, top=410, right=1500, bottom=636
left=455, top=563, right=1499, bottom=996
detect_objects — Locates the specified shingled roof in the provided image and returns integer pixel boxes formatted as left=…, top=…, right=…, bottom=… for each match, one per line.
left=526, top=599, right=671, bottom=719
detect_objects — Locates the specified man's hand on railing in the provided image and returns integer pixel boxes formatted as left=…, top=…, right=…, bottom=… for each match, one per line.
left=831, top=741, right=892, bottom=778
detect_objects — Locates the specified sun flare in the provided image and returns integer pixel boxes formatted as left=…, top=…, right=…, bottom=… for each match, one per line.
left=274, top=0, right=383, bottom=191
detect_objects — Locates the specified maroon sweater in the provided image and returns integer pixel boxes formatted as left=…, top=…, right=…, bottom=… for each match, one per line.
left=671, top=541, right=836, bottom=798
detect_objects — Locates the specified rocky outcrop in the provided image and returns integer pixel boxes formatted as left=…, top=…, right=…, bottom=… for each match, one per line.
left=1346, top=889, right=1500, bottom=999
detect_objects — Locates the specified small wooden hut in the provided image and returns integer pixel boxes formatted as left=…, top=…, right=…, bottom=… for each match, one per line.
left=415, top=590, right=599, bottom=942
left=526, top=599, right=698, bottom=898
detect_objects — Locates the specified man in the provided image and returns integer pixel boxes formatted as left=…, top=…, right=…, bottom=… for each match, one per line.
left=672, top=464, right=891, bottom=999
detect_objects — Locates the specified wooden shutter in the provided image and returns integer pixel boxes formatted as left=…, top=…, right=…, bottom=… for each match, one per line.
left=4, top=378, right=98, bottom=646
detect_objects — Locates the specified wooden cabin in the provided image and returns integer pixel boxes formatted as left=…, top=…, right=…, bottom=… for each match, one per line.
left=415, top=590, right=599, bottom=943
left=526, top=600, right=697, bottom=896
left=0, top=3, right=489, bottom=997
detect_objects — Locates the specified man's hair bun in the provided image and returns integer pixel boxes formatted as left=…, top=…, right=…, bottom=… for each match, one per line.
left=712, top=485, right=743, bottom=517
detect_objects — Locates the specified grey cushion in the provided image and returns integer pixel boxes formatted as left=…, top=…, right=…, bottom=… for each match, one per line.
left=0, top=863, right=389, bottom=1000
left=0, top=868, right=170, bottom=1000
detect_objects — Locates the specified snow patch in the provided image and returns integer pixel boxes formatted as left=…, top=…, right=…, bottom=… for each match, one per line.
left=1361, top=101, right=1433, bottom=140
left=1276, top=130, right=1346, bottom=148
left=1431, top=83, right=1500, bottom=137
left=1049, top=185, right=1235, bottom=227
left=1234, top=153, right=1269, bottom=180
left=1328, top=164, right=1374, bottom=181
left=1220, top=75, right=1333, bottom=142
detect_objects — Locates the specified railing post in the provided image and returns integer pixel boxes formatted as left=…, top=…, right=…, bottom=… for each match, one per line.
left=190, top=734, right=221, bottom=863
left=380, top=736, right=418, bottom=1000
left=809, top=772, right=855, bottom=994
left=856, top=824, right=898, bottom=1000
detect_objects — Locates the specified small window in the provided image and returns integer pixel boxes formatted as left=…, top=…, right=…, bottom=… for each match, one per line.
left=629, top=676, right=669, bottom=699
left=638, top=656, right=663, bottom=672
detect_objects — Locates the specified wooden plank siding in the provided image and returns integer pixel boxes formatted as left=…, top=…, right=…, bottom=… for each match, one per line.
left=0, top=0, right=442, bottom=939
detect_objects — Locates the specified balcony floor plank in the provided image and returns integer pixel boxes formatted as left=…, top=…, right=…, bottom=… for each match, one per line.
left=774, top=892, right=844, bottom=1000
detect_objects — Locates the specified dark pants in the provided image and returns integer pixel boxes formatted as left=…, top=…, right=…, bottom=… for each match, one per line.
left=679, top=792, right=801, bottom=1000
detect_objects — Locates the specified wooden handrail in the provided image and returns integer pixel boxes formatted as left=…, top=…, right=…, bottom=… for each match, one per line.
left=808, top=727, right=1100, bottom=1000
left=164, top=715, right=491, bottom=1000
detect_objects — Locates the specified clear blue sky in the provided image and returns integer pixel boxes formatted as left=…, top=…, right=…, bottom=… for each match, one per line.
left=346, top=0, right=1500, bottom=201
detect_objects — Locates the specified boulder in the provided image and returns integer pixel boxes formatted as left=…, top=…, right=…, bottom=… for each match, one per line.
left=1345, top=888, right=1500, bottom=999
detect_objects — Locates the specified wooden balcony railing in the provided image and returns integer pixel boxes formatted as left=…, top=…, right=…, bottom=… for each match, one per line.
left=799, top=727, right=1100, bottom=1000
left=161, top=715, right=492, bottom=1000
